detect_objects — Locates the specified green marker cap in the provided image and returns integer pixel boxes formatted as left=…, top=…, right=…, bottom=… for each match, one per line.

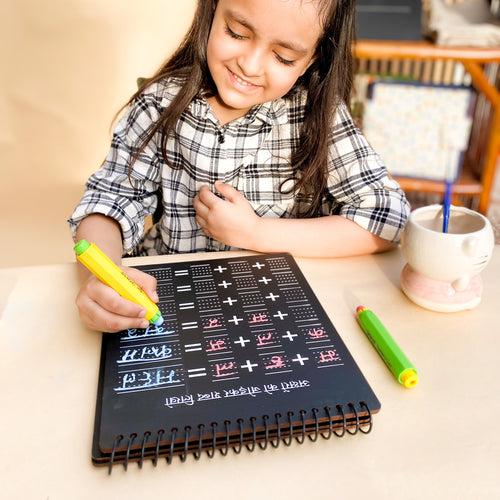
left=74, top=239, right=91, bottom=256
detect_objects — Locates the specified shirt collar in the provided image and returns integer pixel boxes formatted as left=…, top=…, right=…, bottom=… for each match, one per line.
left=252, top=98, right=288, bottom=126
left=188, top=94, right=289, bottom=127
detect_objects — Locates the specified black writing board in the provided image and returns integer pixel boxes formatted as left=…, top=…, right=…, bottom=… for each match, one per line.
left=92, top=254, right=380, bottom=468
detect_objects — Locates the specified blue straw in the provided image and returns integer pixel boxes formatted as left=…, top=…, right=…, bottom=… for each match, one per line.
left=442, top=180, right=452, bottom=233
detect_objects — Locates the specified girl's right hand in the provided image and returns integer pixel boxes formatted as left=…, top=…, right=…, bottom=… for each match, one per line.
left=75, top=266, right=159, bottom=333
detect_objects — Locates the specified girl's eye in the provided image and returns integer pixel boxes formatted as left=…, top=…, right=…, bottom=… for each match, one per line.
left=223, top=23, right=295, bottom=67
left=224, top=25, right=246, bottom=40
left=275, top=53, right=295, bottom=67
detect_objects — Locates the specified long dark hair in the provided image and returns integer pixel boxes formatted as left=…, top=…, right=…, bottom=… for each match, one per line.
left=124, top=0, right=356, bottom=217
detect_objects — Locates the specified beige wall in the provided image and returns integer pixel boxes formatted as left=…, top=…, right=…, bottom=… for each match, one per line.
left=0, top=0, right=196, bottom=267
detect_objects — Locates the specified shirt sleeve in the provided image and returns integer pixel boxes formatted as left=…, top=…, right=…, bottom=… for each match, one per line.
left=326, top=103, right=410, bottom=242
left=68, top=85, right=166, bottom=253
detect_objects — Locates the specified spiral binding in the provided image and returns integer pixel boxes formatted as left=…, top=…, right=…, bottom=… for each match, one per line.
left=105, top=402, right=373, bottom=474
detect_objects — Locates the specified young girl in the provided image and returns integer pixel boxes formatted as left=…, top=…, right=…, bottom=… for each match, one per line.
left=69, top=0, right=410, bottom=332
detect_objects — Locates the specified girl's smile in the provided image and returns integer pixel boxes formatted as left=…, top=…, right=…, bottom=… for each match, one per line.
left=226, top=67, right=262, bottom=93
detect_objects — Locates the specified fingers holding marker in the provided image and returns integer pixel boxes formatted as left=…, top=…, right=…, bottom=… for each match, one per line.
left=125, top=266, right=159, bottom=302
left=84, top=276, right=146, bottom=318
left=74, top=240, right=164, bottom=330
left=81, top=299, right=150, bottom=333
left=76, top=285, right=149, bottom=332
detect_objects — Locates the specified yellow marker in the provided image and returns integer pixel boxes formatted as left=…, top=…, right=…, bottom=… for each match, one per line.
left=74, top=239, right=163, bottom=326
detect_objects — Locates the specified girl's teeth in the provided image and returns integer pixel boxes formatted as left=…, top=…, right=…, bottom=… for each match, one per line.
left=233, top=72, right=253, bottom=86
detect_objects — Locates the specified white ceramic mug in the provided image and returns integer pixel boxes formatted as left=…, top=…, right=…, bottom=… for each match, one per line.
left=400, top=204, right=495, bottom=312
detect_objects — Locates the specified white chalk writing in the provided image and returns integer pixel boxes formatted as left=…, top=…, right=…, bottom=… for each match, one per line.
left=161, top=380, right=310, bottom=409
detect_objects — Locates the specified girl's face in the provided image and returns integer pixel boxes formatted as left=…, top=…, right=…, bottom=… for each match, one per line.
left=206, top=0, right=322, bottom=121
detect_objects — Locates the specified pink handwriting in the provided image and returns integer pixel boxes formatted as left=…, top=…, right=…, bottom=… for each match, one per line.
left=206, top=339, right=227, bottom=352
left=256, top=332, right=274, bottom=346
left=205, top=318, right=222, bottom=329
left=249, top=313, right=268, bottom=324
left=214, top=362, right=237, bottom=378
left=318, top=350, right=339, bottom=363
left=265, top=356, right=286, bottom=370
left=307, top=327, right=327, bottom=339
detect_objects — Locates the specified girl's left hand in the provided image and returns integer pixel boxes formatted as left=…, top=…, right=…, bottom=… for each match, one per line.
left=193, top=181, right=260, bottom=249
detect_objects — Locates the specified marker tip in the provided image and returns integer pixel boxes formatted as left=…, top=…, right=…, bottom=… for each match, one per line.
left=153, top=315, right=164, bottom=326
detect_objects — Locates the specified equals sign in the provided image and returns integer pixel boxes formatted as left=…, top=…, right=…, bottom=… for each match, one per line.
left=179, top=302, right=195, bottom=310
left=177, top=285, right=192, bottom=292
left=188, top=368, right=207, bottom=378
left=175, top=269, right=189, bottom=276
left=181, top=321, right=198, bottom=330
left=184, top=343, right=202, bottom=352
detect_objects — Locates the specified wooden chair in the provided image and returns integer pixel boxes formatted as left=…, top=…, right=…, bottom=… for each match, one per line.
left=354, top=40, right=500, bottom=214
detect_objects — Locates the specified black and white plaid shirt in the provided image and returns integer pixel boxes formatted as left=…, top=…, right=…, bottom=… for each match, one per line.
left=69, top=77, right=409, bottom=255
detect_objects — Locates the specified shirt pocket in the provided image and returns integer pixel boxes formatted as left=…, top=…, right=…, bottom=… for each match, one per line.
left=237, top=152, right=296, bottom=217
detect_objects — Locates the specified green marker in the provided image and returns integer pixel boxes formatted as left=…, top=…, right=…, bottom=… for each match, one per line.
left=356, top=306, right=418, bottom=388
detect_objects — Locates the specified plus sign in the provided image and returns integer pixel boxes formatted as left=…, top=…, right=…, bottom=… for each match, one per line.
left=234, top=336, right=250, bottom=347
left=228, top=315, right=244, bottom=325
left=223, top=296, right=237, bottom=306
left=292, top=354, right=309, bottom=365
left=218, top=280, right=232, bottom=288
left=273, top=310, right=288, bottom=320
left=213, top=265, right=227, bottom=273
left=265, top=293, right=279, bottom=301
left=258, top=276, right=272, bottom=285
left=282, top=330, right=298, bottom=342
left=241, top=360, right=259, bottom=372
left=252, top=262, right=265, bottom=269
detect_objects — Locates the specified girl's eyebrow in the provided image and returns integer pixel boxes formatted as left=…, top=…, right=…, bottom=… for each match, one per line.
left=225, top=9, right=309, bottom=55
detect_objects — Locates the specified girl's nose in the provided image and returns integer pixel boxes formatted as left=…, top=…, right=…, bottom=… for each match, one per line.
left=237, top=47, right=264, bottom=78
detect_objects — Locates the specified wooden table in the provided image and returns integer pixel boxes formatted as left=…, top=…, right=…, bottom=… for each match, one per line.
left=1, top=248, right=499, bottom=499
